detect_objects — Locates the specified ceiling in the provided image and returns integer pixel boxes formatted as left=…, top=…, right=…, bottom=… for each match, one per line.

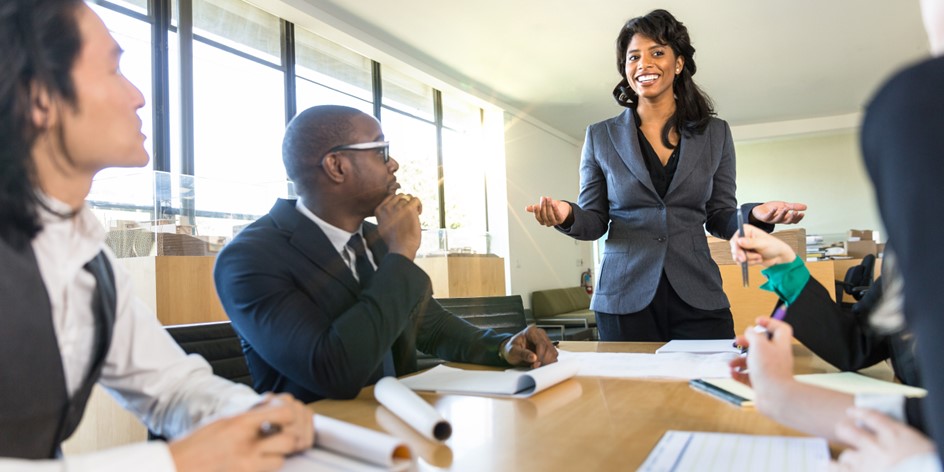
left=296, top=0, right=931, bottom=141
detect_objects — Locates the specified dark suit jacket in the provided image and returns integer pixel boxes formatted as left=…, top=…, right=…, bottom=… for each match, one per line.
left=561, top=109, right=769, bottom=313
left=214, top=199, right=510, bottom=403
left=862, top=56, right=944, bottom=454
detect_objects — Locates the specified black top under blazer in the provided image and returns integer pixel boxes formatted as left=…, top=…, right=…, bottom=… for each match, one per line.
left=561, top=109, right=769, bottom=314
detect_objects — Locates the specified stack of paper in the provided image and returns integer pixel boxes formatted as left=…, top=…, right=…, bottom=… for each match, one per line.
left=557, top=350, right=734, bottom=379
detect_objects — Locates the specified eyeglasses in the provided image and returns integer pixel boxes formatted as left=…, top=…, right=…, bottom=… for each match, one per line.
left=326, top=141, right=390, bottom=163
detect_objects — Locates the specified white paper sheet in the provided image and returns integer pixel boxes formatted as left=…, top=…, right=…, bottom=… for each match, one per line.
left=399, top=360, right=578, bottom=398
left=655, top=339, right=741, bottom=354
left=374, top=377, right=452, bottom=441
left=280, top=449, right=410, bottom=472
left=795, top=372, right=927, bottom=397
left=639, top=430, right=829, bottom=472
left=693, top=372, right=927, bottom=408
left=556, top=350, right=735, bottom=379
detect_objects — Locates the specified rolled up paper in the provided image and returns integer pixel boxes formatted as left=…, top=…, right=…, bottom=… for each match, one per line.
left=375, top=406, right=454, bottom=468
left=375, top=376, right=452, bottom=441
left=313, top=414, right=412, bottom=467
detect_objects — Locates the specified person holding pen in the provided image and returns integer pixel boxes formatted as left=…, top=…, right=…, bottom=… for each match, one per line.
left=729, top=1, right=944, bottom=466
left=731, top=227, right=922, bottom=393
left=0, top=1, right=313, bottom=469
left=526, top=9, right=806, bottom=342
left=730, top=317, right=936, bottom=471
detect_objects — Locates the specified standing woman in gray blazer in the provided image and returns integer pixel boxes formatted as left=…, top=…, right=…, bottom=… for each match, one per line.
left=527, top=9, right=806, bottom=342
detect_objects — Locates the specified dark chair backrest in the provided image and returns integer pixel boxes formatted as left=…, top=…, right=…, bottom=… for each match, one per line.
left=435, top=295, right=527, bottom=335
left=165, top=321, right=252, bottom=387
left=841, top=254, right=877, bottom=301
left=414, top=296, right=527, bottom=371
left=149, top=321, right=252, bottom=439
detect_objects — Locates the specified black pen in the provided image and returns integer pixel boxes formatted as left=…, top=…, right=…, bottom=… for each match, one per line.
left=258, top=420, right=282, bottom=438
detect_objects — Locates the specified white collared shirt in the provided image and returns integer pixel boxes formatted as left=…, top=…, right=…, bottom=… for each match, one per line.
left=0, top=197, right=260, bottom=472
left=295, top=198, right=376, bottom=281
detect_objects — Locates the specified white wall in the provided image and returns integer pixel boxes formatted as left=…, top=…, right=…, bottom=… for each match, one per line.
left=503, top=113, right=593, bottom=308
left=733, top=130, right=884, bottom=239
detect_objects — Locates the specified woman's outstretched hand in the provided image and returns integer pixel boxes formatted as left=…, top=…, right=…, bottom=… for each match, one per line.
left=751, top=201, right=807, bottom=225
left=526, top=196, right=573, bottom=227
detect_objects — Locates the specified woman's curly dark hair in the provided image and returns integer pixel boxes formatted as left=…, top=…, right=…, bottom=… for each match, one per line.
left=0, top=0, right=83, bottom=249
left=612, top=9, right=715, bottom=148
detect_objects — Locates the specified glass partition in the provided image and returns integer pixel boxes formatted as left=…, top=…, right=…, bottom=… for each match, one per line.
left=418, top=228, right=494, bottom=257
left=88, top=170, right=294, bottom=257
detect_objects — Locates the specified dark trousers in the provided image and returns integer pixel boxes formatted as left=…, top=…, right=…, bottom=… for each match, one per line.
left=596, top=272, right=734, bottom=342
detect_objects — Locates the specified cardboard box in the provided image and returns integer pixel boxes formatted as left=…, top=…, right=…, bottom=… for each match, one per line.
left=707, top=228, right=807, bottom=265
left=844, top=240, right=878, bottom=258
left=848, top=229, right=874, bottom=241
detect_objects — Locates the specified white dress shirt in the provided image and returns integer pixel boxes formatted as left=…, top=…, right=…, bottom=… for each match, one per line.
left=0, top=197, right=260, bottom=471
left=295, top=198, right=376, bottom=279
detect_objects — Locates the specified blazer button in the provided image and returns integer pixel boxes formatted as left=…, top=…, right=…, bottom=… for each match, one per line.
left=656, top=236, right=666, bottom=243
left=658, top=204, right=665, bottom=210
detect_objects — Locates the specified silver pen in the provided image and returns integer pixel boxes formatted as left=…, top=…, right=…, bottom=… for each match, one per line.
left=737, top=209, right=749, bottom=287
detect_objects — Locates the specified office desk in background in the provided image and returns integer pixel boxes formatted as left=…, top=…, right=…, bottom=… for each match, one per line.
left=307, top=341, right=893, bottom=471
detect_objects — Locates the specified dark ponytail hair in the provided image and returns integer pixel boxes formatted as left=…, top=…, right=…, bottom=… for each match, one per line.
left=613, top=9, right=715, bottom=149
left=0, top=0, right=84, bottom=249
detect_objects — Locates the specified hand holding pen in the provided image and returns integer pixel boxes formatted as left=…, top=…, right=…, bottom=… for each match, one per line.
left=732, top=304, right=787, bottom=353
left=730, top=223, right=798, bottom=268
left=167, top=393, right=314, bottom=472
left=729, top=317, right=794, bottom=389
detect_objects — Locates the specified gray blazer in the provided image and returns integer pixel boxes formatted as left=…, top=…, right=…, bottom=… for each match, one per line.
left=560, top=109, right=769, bottom=314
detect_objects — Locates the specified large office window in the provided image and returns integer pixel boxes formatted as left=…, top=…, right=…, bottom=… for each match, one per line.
left=295, top=27, right=373, bottom=114
left=442, top=94, right=487, bottom=231
left=190, top=0, right=286, bottom=217
left=90, top=0, right=498, bottom=244
left=381, top=67, right=439, bottom=230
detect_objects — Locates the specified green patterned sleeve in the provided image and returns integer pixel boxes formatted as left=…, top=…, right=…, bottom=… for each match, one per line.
left=759, top=256, right=810, bottom=305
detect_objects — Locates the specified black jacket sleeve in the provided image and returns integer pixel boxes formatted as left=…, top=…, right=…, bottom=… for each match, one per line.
left=786, top=277, right=890, bottom=372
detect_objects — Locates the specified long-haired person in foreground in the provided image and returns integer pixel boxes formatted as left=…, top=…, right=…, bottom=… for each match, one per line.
left=526, top=9, right=806, bottom=342
left=0, top=1, right=313, bottom=469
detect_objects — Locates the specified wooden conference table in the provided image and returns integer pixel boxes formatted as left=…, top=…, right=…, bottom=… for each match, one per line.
left=307, top=341, right=892, bottom=471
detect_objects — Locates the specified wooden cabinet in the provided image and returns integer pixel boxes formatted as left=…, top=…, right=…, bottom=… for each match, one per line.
left=413, top=254, right=506, bottom=298
left=120, top=255, right=229, bottom=326
left=720, top=260, right=837, bottom=336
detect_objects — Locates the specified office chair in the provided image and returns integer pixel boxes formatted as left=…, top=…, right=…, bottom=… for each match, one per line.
left=164, top=321, right=253, bottom=387
left=837, top=254, right=876, bottom=304
left=414, top=296, right=593, bottom=370
left=148, top=321, right=252, bottom=440
left=437, top=296, right=529, bottom=335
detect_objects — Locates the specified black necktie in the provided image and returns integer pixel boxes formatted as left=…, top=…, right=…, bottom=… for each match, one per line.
left=347, top=233, right=374, bottom=288
left=56, top=251, right=116, bottom=450
left=347, top=233, right=395, bottom=377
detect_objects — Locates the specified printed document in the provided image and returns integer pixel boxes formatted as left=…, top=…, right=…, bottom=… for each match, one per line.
left=639, top=430, right=828, bottom=472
